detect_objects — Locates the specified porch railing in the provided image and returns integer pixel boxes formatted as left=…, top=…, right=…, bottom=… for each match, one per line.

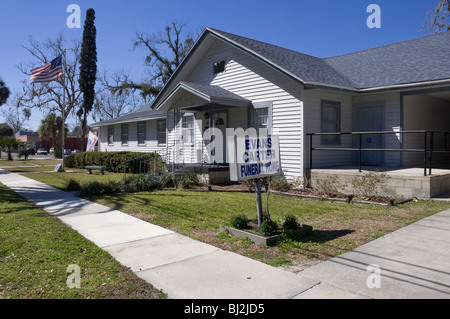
left=306, top=130, right=450, bottom=176
left=123, top=152, right=167, bottom=182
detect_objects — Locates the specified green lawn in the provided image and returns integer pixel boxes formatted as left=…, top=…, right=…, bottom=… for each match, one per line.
left=87, top=189, right=450, bottom=268
left=24, top=171, right=124, bottom=189
left=0, top=158, right=63, bottom=167
left=0, top=183, right=165, bottom=299
left=8, top=160, right=450, bottom=270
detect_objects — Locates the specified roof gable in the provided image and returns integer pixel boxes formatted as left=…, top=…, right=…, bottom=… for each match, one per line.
left=157, top=81, right=250, bottom=111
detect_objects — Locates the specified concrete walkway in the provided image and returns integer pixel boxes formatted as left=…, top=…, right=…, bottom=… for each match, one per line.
left=1, top=169, right=450, bottom=299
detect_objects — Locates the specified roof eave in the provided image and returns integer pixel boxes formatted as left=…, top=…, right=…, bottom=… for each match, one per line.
left=206, top=28, right=307, bottom=86
left=90, top=114, right=167, bottom=128
left=358, top=78, right=450, bottom=93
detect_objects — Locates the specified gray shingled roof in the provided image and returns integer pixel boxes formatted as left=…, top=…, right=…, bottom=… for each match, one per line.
left=209, top=28, right=450, bottom=90
left=325, top=31, right=450, bottom=89
left=209, top=28, right=356, bottom=89
left=91, top=105, right=166, bottom=127
left=179, top=81, right=250, bottom=104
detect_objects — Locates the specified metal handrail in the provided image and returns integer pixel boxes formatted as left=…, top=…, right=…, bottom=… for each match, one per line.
left=124, top=152, right=166, bottom=182
left=306, top=130, right=450, bottom=176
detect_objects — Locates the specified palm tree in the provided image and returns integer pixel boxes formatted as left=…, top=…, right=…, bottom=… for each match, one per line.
left=38, top=113, right=67, bottom=158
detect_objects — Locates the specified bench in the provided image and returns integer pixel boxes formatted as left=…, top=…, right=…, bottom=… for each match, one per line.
left=85, top=165, right=105, bottom=175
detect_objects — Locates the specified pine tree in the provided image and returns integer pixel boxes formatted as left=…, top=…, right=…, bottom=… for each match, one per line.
left=0, top=79, right=10, bottom=106
left=78, top=8, right=97, bottom=151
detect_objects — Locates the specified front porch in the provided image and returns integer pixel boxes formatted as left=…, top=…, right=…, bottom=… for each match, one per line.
left=309, top=166, right=450, bottom=200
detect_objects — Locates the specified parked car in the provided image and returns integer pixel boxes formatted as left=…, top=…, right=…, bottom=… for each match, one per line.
left=64, top=149, right=71, bottom=155
left=49, top=147, right=54, bottom=155
left=71, top=149, right=81, bottom=154
left=36, top=148, right=48, bottom=155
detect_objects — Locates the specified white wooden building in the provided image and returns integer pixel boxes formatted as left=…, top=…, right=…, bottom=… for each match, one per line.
left=92, top=28, right=450, bottom=186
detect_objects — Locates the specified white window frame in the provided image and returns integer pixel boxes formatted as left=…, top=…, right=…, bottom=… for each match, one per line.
left=157, top=119, right=166, bottom=145
left=107, top=126, right=114, bottom=145
left=121, top=123, right=129, bottom=146
left=321, top=100, right=341, bottom=145
left=250, top=102, right=272, bottom=135
left=182, top=115, right=195, bottom=145
left=137, top=122, right=146, bottom=146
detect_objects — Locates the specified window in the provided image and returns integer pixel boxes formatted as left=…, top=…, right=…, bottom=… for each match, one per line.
left=182, top=116, right=194, bottom=144
left=213, top=60, right=225, bottom=74
left=250, top=104, right=272, bottom=135
left=107, top=126, right=114, bottom=145
left=137, top=122, right=146, bottom=145
left=121, top=124, right=128, bottom=145
left=157, top=119, right=166, bottom=145
left=321, top=100, right=341, bottom=144
left=252, top=108, right=269, bottom=129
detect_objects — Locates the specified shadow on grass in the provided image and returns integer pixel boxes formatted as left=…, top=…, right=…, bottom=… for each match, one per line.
left=0, top=188, right=24, bottom=203
left=285, top=229, right=354, bottom=244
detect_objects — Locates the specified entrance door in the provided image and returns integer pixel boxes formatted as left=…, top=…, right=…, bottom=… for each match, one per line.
left=210, top=111, right=227, bottom=164
left=357, top=105, right=384, bottom=166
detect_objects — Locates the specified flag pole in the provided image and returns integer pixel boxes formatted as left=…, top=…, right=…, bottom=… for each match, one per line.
left=61, top=49, right=66, bottom=172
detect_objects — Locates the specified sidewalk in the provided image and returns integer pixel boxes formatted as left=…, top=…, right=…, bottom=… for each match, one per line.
left=1, top=169, right=450, bottom=299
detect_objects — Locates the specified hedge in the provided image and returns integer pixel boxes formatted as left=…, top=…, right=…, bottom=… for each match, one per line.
left=65, top=151, right=165, bottom=173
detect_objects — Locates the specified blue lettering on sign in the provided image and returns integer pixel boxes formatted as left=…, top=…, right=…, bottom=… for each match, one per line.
left=239, top=136, right=278, bottom=179
left=240, top=161, right=280, bottom=178
left=245, top=137, right=272, bottom=150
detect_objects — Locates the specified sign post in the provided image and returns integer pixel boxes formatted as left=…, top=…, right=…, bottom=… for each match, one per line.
left=228, top=134, right=281, bottom=228
left=255, top=178, right=263, bottom=227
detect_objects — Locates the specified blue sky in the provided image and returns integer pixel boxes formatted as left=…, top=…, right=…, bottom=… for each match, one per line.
left=0, top=0, right=440, bottom=130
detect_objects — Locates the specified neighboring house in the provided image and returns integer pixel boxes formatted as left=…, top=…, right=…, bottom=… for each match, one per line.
left=15, top=131, right=41, bottom=151
left=92, top=28, right=450, bottom=184
left=91, top=105, right=167, bottom=155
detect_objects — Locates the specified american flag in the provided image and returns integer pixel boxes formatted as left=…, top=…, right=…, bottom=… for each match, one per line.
left=30, top=55, right=63, bottom=84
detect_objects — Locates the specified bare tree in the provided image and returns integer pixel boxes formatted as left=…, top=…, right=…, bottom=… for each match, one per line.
left=16, top=35, right=82, bottom=157
left=111, top=21, right=194, bottom=100
left=3, top=104, right=31, bottom=134
left=93, top=70, right=144, bottom=122
left=427, top=0, right=450, bottom=33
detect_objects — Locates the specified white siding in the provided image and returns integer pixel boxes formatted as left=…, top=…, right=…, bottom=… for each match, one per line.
left=166, top=110, right=200, bottom=164
left=183, top=39, right=303, bottom=180
left=98, top=119, right=166, bottom=155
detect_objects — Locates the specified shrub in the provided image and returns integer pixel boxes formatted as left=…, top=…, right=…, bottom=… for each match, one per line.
left=65, top=178, right=82, bottom=191
left=178, top=172, right=199, bottom=189
left=65, top=152, right=165, bottom=173
left=351, top=171, right=390, bottom=198
left=270, top=175, right=291, bottom=192
left=229, top=214, right=249, bottom=229
left=79, top=181, right=105, bottom=196
left=282, top=215, right=299, bottom=231
left=259, top=219, right=279, bottom=236
left=312, top=173, right=345, bottom=196
left=64, top=154, right=75, bottom=168
left=160, top=173, right=175, bottom=188
left=123, top=174, right=161, bottom=193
